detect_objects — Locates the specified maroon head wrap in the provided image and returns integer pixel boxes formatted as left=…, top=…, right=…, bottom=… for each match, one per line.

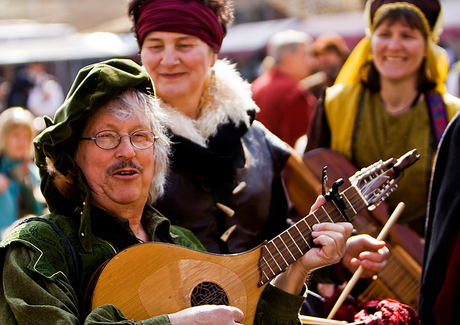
left=136, top=0, right=225, bottom=52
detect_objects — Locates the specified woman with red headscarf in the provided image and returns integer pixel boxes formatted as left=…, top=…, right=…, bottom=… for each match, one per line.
left=129, top=0, right=294, bottom=255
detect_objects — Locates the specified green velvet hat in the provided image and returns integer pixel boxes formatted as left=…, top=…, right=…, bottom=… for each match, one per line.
left=33, top=58, right=154, bottom=252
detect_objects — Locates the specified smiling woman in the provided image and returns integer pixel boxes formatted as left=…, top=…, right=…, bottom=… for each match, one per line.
left=128, top=0, right=296, bottom=255
left=306, top=0, right=460, bottom=239
left=371, top=18, right=426, bottom=93
left=140, top=31, right=218, bottom=119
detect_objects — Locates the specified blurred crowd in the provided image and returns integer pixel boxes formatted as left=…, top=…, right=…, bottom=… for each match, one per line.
left=0, top=62, right=64, bottom=237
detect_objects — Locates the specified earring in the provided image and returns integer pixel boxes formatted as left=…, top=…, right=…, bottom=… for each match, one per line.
left=208, top=68, right=217, bottom=97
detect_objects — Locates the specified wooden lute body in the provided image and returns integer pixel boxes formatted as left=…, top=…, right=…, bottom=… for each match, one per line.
left=87, top=150, right=419, bottom=324
left=89, top=242, right=266, bottom=322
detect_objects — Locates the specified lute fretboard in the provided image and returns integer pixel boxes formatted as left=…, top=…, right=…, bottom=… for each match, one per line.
left=258, top=185, right=366, bottom=285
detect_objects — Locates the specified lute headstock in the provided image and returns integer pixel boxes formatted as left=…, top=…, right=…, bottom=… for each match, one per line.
left=258, top=149, right=419, bottom=285
left=349, top=149, right=420, bottom=209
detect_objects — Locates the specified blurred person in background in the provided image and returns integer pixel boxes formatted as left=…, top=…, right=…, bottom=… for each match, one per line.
left=309, top=31, right=350, bottom=98
left=252, top=29, right=317, bottom=148
left=0, top=107, right=44, bottom=236
left=306, top=0, right=460, bottom=238
left=6, top=65, right=35, bottom=110
left=26, top=62, right=64, bottom=118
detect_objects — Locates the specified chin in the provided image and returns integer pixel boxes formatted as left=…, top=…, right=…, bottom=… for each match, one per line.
left=113, top=191, right=146, bottom=205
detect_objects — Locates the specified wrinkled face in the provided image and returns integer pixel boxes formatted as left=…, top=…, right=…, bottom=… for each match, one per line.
left=5, top=125, right=32, bottom=160
left=372, top=18, right=426, bottom=83
left=140, top=31, right=217, bottom=105
left=74, top=107, right=155, bottom=212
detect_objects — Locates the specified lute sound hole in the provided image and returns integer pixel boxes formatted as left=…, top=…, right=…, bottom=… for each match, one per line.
left=191, top=281, right=229, bottom=306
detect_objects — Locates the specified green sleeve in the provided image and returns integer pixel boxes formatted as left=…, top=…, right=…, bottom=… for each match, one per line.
left=0, top=245, right=171, bottom=325
left=169, top=225, right=206, bottom=251
left=255, top=284, right=305, bottom=325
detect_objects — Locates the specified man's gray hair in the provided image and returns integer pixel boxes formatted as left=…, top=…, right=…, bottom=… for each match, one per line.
left=267, top=29, right=313, bottom=64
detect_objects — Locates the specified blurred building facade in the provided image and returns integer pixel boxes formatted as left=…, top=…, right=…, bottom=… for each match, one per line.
left=0, top=0, right=459, bottom=90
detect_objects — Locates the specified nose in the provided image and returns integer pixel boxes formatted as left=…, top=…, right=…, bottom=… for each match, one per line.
left=387, top=35, right=403, bottom=50
left=160, top=46, right=180, bottom=66
left=115, top=136, right=135, bottom=159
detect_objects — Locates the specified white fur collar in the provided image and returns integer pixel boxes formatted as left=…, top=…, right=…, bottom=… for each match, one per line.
left=160, top=60, right=258, bottom=147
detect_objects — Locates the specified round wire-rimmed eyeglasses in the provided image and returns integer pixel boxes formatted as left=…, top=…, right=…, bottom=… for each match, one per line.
left=80, top=130, right=158, bottom=150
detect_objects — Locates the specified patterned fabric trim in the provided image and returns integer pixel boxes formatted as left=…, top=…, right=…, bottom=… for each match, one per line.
left=427, top=90, right=449, bottom=144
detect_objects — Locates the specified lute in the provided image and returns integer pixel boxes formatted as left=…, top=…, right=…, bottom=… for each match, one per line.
left=87, top=149, right=419, bottom=324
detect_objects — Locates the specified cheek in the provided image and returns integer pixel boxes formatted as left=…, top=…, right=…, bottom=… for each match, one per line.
left=188, top=49, right=216, bottom=73
left=412, top=43, right=426, bottom=63
left=140, top=51, right=160, bottom=75
left=141, top=151, right=156, bottom=177
left=186, top=54, right=208, bottom=73
left=77, top=156, right=108, bottom=194
left=371, top=39, right=381, bottom=58
left=75, top=146, right=105, bottom=179
left=371, top=44, right=387, bottom=70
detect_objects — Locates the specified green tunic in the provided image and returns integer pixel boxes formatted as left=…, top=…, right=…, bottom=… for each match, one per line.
left=0, top=205, right=305, bottom=324
left=353, top=91, right=432, bottom=234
